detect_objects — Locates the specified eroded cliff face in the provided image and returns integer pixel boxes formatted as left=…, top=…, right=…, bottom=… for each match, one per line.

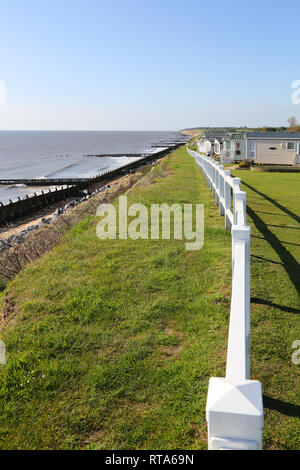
left=180, top=129, right=201, bottom=137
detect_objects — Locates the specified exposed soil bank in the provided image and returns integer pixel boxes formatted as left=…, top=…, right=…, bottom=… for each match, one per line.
left=0, top=165, right=154, bottom=283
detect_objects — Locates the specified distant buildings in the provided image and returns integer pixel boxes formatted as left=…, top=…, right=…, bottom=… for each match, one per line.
left=197, top=131, right=300, bottom=166
left=197, top=131, right=229, bottom=156
left=220, top=133, right=247, bottom=162
left=244, top=132, right=300, bottom=166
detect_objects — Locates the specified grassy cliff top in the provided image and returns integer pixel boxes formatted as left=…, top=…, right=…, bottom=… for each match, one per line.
left=0, top=147, right=299, bottom=450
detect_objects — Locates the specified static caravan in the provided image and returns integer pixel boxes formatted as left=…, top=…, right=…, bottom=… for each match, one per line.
left=245, top=132, right=300, bottom=166
left=214, top=137, right=224, bottom=155
left=197, top=137, right=214, bottom=155
left=220, top=133, right=247, bottom=163
left=198, top=131, right=228, bottom=155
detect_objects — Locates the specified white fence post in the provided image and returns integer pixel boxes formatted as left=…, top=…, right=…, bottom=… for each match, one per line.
left=224, top=170, right=231, bottom=230
left=212, top=163, right=216, bottom=198
left=206, top=222, right=262, bottom=451
left=232, top=177, right=241, bottom=224
left=215, top=163, right=220, bottom=206
left=219, top=165, right=225, bottom=216
left=245, top=230, right=251, bottom=379
left=227, top=225, right=251, bottom=381
left=206, top=377, right=263, bottom=450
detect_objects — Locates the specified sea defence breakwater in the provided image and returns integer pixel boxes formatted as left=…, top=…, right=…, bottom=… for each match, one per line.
left=0, top=145, right=183, bottom=225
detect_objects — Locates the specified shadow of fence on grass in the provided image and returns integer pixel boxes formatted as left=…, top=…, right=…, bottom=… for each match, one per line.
left=251, top=297, right=300, bottom=315
left=242, top=182, right=300, bottom=225
left=247, top=205, right=300, bottom=296
left=263, top=395, right=300, bottom=418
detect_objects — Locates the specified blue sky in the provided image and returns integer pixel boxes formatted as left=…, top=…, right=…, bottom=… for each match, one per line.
left=1, top=0, right=300, bottom=130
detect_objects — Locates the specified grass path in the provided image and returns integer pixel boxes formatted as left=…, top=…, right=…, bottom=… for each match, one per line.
left=0, top=147, right=232, bottom=450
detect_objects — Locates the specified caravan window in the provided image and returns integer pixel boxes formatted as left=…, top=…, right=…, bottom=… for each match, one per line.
left=286, top=141, right=296, bottom=150
left=248, top=140, right=256, bottom=159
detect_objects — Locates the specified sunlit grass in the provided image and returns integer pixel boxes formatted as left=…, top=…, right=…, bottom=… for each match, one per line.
left=232, top=169, right=300, bottom=450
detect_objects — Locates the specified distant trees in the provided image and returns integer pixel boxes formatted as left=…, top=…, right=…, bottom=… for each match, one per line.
left=257, top=118, right=300, bottom=132
left=287, top=116, right=300, bottom=132
left=288, top=116, right=298, bottom=128
left=258, top=118, right=300, bottom=133
left=261, top=126, right=278, bottom=132
left=259, top=126, right=287, bottom=132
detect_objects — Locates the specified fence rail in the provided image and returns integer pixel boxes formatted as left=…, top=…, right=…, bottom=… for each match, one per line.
left=187, top=147, right=264, bottom=451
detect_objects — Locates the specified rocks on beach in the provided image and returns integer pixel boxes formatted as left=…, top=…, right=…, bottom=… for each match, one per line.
left=0, top=184, right=110, bottom=255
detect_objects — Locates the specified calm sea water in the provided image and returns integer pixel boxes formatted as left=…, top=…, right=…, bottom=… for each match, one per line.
left=0, top=130, right=186, bottom=204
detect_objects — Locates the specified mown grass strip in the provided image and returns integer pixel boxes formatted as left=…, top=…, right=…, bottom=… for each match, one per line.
left=232, top=170, right=300, bottom=450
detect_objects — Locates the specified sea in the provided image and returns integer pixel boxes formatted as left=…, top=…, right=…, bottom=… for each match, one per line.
left=0, top=130, right=187, bottom=205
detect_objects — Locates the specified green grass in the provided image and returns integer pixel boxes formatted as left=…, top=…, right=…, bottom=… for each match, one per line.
left=231, top=170, right=300, bottom=450
left=0, top=147, right=232, bottom=450
left=0, top=149, right=298, bottom=450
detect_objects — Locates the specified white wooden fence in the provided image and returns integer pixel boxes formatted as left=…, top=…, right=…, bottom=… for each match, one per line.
left=187, top=148, right=264, bottom=450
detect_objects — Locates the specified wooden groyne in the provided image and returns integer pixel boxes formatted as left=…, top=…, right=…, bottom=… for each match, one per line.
left=0, top=159, right=145, bottom=189
left=0, top=144, right=183, bottom=225
left=0, top=146, right=178, bottom=188
left=82, top=153, right=149, bottom=158
left=0, top=185, right=78, bottom=224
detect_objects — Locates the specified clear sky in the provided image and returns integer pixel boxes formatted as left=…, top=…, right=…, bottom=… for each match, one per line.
left=1, top=0, right=300, bottom=130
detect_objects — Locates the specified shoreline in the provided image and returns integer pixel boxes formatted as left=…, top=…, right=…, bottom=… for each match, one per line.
left=0, top=131, right=188, bottom=205
left=0, top=147, right=181, bottom=204
left=0, top=170, right=136, bottom=242
left=0, top=144, right=185, bottom=227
